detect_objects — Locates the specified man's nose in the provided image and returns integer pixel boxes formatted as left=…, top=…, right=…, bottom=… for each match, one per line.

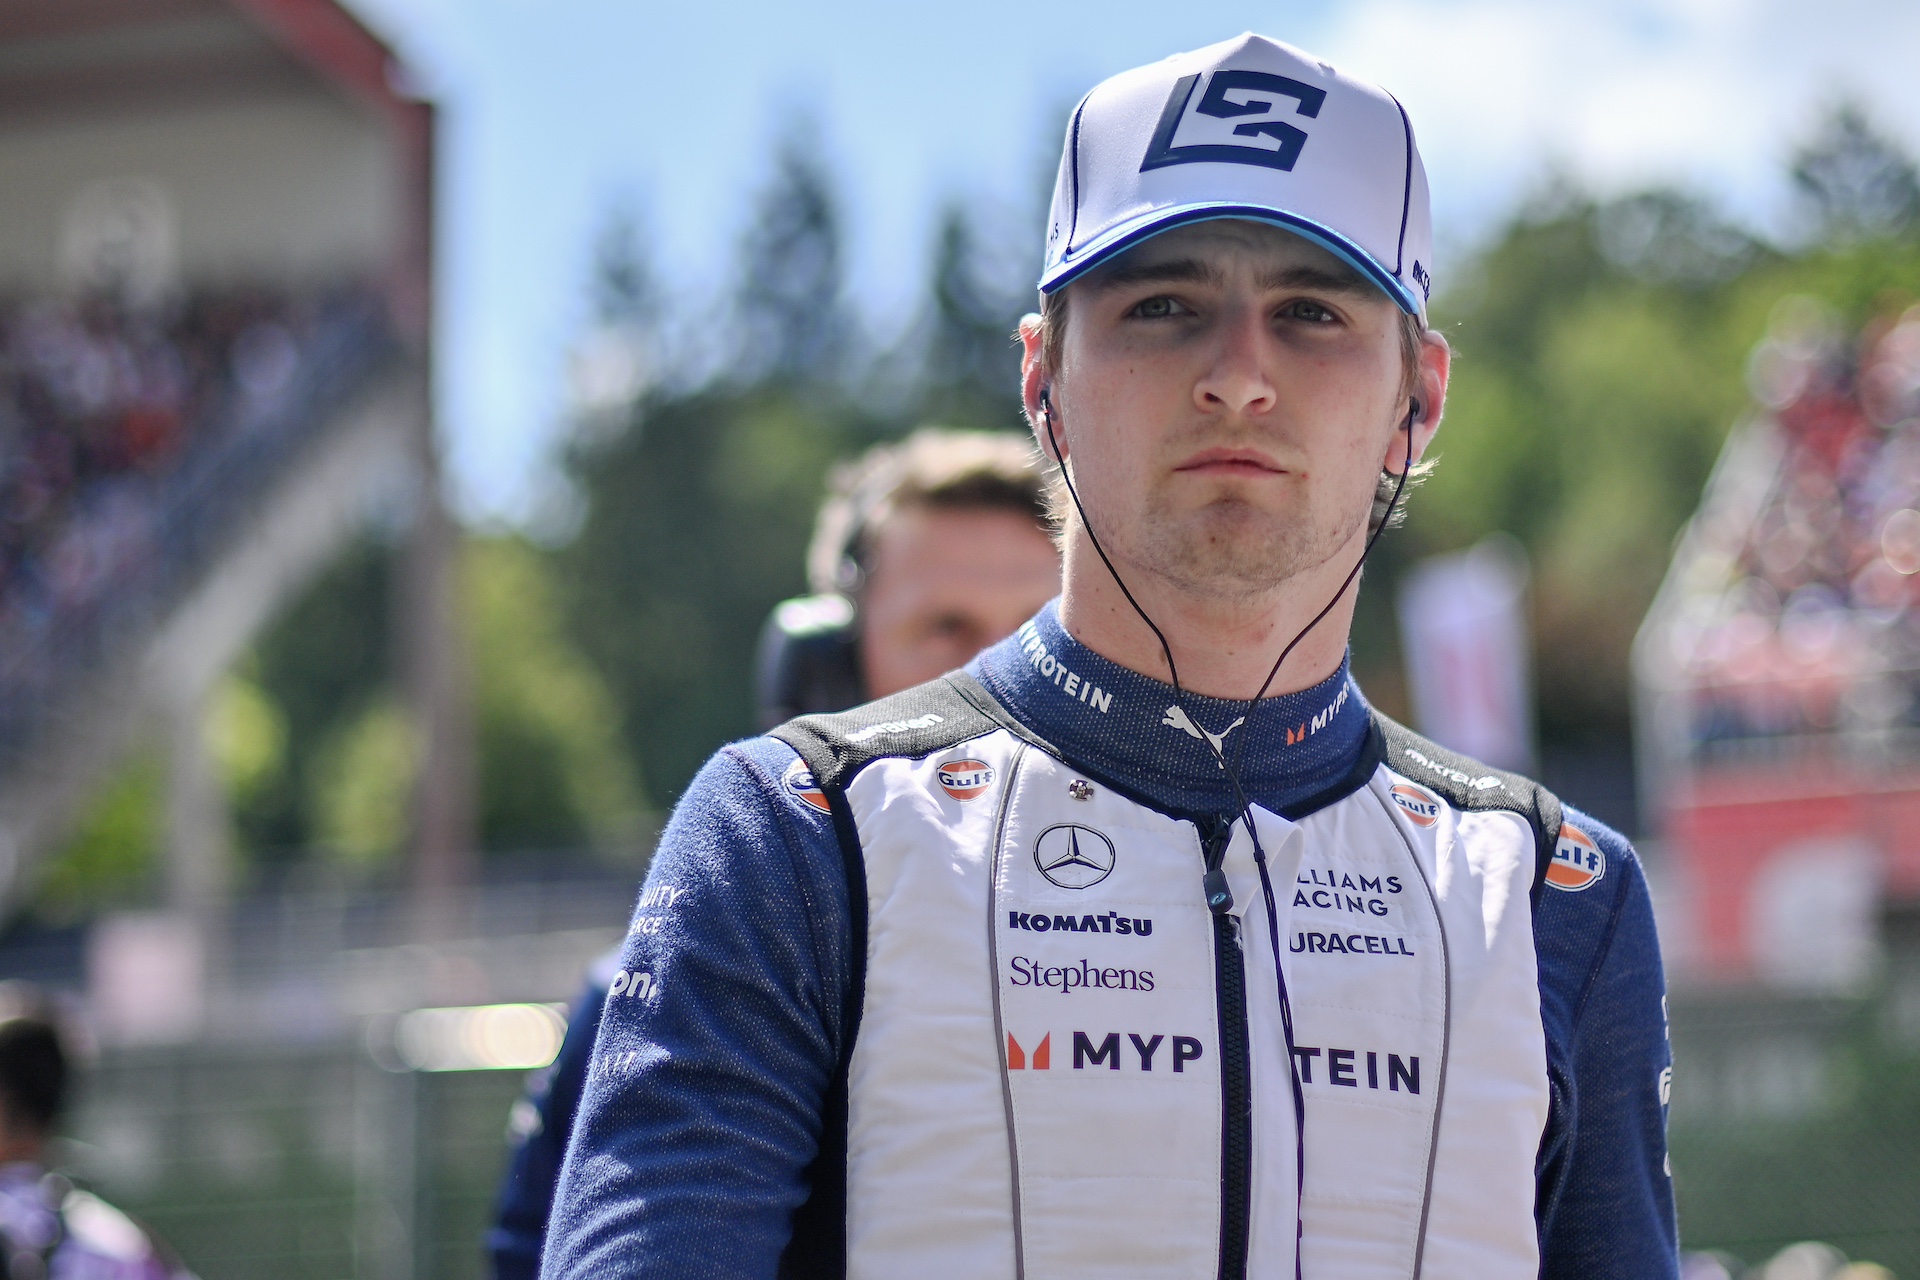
left=1193, top=307, right=1277, bottom=419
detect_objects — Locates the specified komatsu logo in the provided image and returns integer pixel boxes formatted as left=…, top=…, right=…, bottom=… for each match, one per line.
left=1008, top=910, right=1152, bottom=937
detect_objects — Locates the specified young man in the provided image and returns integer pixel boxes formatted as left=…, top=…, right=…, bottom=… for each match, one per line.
left=491, top=429, right=1058, bottom=1280
left=545, top=33, right=1676, bottom=1279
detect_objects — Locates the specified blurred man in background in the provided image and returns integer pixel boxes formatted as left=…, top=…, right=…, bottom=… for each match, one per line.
left=487, top=427, right=1057, bottom=1280
left=0, top=989, right=189, bottom=1279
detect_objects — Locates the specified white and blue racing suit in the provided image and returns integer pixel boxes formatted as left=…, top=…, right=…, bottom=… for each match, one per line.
left=543, top=602, right=1677, bottom=1277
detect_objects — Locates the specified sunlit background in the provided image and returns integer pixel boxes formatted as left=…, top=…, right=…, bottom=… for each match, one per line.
left=0, top=0, right=1916, bottom=1276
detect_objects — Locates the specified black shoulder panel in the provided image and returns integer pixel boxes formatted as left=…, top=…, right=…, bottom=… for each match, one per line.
left=770, top=672, right=1011, bottom=790
left=1370, top=711, right=1566, bottom=906
left=767, top=672, right=1011, bottom=1276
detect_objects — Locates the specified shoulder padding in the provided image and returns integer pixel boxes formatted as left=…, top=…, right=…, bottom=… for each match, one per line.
left=769, top=672, right=1020, bottom=791
left=1371, top=711, right=1566, bottom=906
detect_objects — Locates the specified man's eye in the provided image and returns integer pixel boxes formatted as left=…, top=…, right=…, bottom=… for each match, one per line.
left=1131, top=296, right=1185, bottom=319
left=1283, top=299, right=1337, bottom=323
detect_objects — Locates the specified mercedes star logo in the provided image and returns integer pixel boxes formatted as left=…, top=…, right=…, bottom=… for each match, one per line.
left=1033, top=823, right=1117, bottom=889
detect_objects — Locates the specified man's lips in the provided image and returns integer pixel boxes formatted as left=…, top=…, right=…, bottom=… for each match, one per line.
left=1174, top=447, right=1286, bottom=478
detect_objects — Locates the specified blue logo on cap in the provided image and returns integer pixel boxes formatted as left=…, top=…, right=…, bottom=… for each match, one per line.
left=1141, top=70, right=1327, bottom=174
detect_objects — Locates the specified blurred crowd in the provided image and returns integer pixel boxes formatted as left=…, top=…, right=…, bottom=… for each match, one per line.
left=0, top=287, right=387, bottom=750
left=1671, top=303, right=1920, bottom=753
left=0, top=291, right=307, bottom=627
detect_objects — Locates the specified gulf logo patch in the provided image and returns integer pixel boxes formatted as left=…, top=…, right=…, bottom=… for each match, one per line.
left=1546, top=824, right=1605, bottom=892
left=937, top=758, right=995, bottom=801
left=782, top=758, right=831, bottom=814
left=1389, top=783, right=1441, bottom=828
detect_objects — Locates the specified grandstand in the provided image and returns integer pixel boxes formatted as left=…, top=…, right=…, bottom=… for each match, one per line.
left=1637, top=303, right=1920, bottom=1271
left=0, top=7, right=591, bottom=1276
left=0, top=0, right=460, bottom=927
left=1637, top=301, right=1920, bottom=989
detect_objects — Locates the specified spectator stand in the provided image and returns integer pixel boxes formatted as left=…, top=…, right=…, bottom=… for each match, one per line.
left=1635, top=301, right=1920, bottom=1271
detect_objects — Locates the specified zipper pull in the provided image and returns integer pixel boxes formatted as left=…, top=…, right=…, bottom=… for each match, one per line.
left=1202, top=818, right=1235, bottom=915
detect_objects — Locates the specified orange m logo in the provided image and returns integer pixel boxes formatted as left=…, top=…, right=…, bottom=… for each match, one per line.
left=1007, top=1032, right=1051, bottom=1070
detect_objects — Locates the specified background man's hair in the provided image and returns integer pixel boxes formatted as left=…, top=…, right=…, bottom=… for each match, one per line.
left=1034, top=286, right=1434, bottom=536
left=806, top=427, right=1050, bottom=597
left=0, top=989, right=68, bottom=1135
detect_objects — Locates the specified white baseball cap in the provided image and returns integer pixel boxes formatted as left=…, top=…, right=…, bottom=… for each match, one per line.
left=1040, top=33, right=1433, bottom=319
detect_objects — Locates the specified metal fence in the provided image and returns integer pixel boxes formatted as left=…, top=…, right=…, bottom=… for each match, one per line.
left=1669, top=969, right=1920, bottom=1274
left=69, top=1037, right=528, bottom=1280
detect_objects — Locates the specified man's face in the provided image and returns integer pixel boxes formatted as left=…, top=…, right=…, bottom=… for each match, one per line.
left=858, top=505, right=1061, bottom=698
left=1027, top=220, right=1434, bottom=602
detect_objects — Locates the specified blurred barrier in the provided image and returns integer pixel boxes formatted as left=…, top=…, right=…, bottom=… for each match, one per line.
left=69, top=1037, right=530, bottom=1280
left=1669, top=979, right=1920, bottom=1274
left=24, top=867, right=640, bottom=1280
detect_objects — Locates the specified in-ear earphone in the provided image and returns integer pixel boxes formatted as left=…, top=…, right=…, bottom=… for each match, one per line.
left=1407, top=395, right=1423, bottom=428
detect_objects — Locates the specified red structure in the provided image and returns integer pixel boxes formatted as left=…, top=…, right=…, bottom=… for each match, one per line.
left=1637, top=303, right=1920, bottom=988
left=0, top=0, right=472, bottom=912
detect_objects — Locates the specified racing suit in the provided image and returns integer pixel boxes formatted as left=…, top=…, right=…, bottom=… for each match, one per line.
left=0, top=1163, right=189, bottom=1279
left=544, top=602, right=1677, bottom=1277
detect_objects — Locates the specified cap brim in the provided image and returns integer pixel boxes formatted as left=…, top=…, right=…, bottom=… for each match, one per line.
left=1040, top=202, right=1422, bottom=316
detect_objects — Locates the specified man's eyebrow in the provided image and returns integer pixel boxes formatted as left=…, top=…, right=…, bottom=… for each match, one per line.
left=1084, top=257, right=1222, bottom=291
left=1257, top=263, right=1375, bottom=295
left=1084, top=257, right=1376, bottom=298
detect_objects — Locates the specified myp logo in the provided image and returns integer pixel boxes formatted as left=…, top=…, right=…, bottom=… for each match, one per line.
left=1141, top=69, right=1327, bottom=174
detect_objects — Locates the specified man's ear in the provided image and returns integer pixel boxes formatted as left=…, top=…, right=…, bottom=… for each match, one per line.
left=1386, top=327, right=1450, bottom=474
left=1018, top=314, right=1065, bottom=464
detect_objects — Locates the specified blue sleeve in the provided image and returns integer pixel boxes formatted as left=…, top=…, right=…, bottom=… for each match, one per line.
left=541, top=737, right=853, bottom=1279
left=1535, top=809, right=1679, bottom=1279
left=487, top=962, right=614, bottom=1280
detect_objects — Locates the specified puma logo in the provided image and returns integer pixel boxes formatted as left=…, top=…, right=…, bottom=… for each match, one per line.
left=1162, top=705, right=1245, bottom=766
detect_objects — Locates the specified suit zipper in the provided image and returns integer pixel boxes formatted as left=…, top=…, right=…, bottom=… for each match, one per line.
left=1203, top=817, right=1252, bottom=1280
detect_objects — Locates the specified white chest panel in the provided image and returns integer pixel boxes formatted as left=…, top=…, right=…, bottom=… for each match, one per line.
left=837, top=737, right=1547, bottom=1280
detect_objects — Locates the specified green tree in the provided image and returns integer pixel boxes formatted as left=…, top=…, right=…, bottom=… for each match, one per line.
left=917, top=200, right=1029, bottom=430
left=733, top=115, right=851, bottom=388
left=467, top=535, right=646, bottom=853
left=1791, top=102, right=1920, bottom=244
left=560, top=388, right=856, bottom=803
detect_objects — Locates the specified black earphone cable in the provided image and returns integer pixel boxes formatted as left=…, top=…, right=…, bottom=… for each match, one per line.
left=1038, top=384, right=1418, bottom=1279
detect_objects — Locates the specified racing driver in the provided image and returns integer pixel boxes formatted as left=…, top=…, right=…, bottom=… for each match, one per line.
left=544, top=32, right=1677, bottom=1279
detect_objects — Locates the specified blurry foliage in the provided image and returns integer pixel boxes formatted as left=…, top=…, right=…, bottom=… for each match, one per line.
left=1791, top=102, right=1920, bottom=244
left=217, top=525, right=645, bottom=872
left=33, top=752, right=164, bottom=921
left=732, top=117, right=852, bottom=387
left=309, top=695, right=414, bottom=867
left=1361, top=104, right=1920, bottom=758
left=559, top=388, right=863, bottom=805
left=468, top=534, right=646, bottom=853
left=208, top=673, right=286, bottom=810
left=240, top=537, right=394, bottom=860
left=917, top=200, right=1031, bottom=430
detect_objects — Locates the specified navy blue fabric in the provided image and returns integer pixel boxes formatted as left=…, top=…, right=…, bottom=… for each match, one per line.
left=540, top=601, right=1678, bottom=1277
left=489, top=969, right=610, bottom=1280
left=1535, top=819, right=1679, bottom=1277
left=975, top=603, right=1373, bottom=818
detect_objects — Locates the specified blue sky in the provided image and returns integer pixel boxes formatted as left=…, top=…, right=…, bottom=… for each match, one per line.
left=343, top=0, right=1920, bottom=521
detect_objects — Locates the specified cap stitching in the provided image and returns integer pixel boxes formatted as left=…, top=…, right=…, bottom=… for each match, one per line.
left=1065, top=94, right=1091, bottom=257
left=1388, top=92, right=1414, bottom=283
